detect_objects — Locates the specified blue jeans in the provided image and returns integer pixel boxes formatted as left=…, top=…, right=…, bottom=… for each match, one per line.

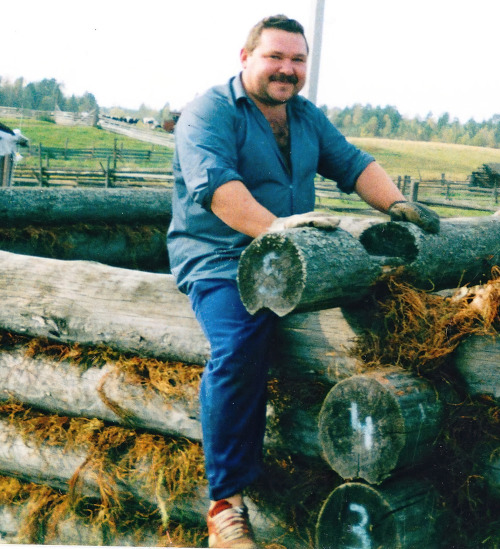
left=188, top=279, right=278, bottom=501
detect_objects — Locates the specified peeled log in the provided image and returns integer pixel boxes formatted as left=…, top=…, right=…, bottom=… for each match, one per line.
left=0, top=500, right=160, bottom=545
left=318, top=368, right=445, bottom=484
left=0, top=223, right=168, bottom=270
left=360, top=217, right=500, bottom=290
left=0, top=250, right=365, bottom=384
left=0, top=349, right=202, bottom=440
left=0, top=418, right=307, bottom=548
left=453, top=334, right=500, bottom=403
left=0, top=250, right=209, bottom=365
left=0, top=348, right=326, bottom=460
left=275, top=306, right=364, bottom=383
left=237, top=227, right=383, bottom=316
left=316, top=477, right=442, bottom=549
left=0, top=187, right=172, bottom=226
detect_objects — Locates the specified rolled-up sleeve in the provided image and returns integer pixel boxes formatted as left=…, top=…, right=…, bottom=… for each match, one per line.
left=175, top=94, right=244, bottom=211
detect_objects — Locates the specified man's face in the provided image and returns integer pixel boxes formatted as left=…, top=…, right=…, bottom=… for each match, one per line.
left=240, top=28, right=308, bottom=107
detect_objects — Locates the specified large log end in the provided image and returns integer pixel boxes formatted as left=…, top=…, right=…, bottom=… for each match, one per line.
left=318, top=373, right=405, bottom=483
left=316, top=479, right=441, bottom=549
left=237, top=232, right=306, bottom=316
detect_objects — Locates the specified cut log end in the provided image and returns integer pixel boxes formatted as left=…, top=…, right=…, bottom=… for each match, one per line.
left=360, top=221, right=420, bottom=261
left=237, top=232, right=306, bottom=316
left=316, top=483, right=397, bottom=549
left=318, top=375, right=405, bottom=484
left=316, top=480, right=441, bottom=549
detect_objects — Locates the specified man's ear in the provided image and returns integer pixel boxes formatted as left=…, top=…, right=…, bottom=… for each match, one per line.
left=240, top=48, right=249, bottom=68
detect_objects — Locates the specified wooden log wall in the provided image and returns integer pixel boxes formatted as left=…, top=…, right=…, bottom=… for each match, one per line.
left=0, top=189, right=498, bottom=547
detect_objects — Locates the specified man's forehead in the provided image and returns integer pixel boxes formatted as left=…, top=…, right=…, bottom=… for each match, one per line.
left=256, top=28, right=308, bottom=54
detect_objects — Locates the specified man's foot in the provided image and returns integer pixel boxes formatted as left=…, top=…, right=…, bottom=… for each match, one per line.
left=207, top=499, right=259, bottom=548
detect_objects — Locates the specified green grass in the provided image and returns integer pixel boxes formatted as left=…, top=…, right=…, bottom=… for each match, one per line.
left=3, top=118, right=156, bottom=150
left=348, top=137, right=500, bottom=181
left=2, top=117, right=173, bottom=170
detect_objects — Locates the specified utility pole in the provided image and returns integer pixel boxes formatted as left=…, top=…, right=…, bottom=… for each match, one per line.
left=306, top=0, right=326, bottom=105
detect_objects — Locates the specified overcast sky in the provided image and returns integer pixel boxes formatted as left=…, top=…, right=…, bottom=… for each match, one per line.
left=2, top=0, right=498, bottom=122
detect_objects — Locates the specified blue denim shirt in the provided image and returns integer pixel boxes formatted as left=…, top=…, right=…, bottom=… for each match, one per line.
left=167, top=74, right=374, bottom=293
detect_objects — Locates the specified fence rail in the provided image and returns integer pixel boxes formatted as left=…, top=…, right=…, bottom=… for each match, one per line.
left=31, top=144, right=171, bottom=163
left=316, top=174, right=498, bottom=213
left=5, top=163, right=499, bottom=213
left=10, top=166, right=173, bottom=188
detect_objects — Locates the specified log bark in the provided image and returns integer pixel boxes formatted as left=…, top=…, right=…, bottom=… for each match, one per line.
left=0, top=250, right=210, bottom=365
left=0, top=250, right=366, bottom=383
left=0, top=349, right=202, bottom=440
left=0, top=224, right=169, bottom=270
left=237, top=227, right=384, bottom=316
left=0, top=418, right=307, bottom=548
left=315, top=477, right=442, bottom=549
left=360, top=217, right=500, bottom=291
left=0, top=187, right=172, bottom=226
left=318, top=368, right=445, bottom=484
left=453, top=334, right=500, bottom=403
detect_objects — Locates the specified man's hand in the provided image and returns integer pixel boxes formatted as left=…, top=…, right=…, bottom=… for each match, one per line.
left=387, top=201, right=440, bottom=234
left=266, top=211, right=341, bottom=233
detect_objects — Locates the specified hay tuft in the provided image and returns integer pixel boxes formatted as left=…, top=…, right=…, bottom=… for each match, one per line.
left=354, top=269, right=499, bottom=377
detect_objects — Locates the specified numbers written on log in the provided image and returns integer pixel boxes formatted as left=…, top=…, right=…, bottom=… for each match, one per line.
left=318, top=368, right=445, bottom=484
left=316, top=477, right=441, bottom=549
left=237, top=228, right=384, bottom=316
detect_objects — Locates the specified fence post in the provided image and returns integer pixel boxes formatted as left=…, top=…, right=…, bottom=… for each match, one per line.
left=402, top=175, right=411, bottom=196
left=494, top=182, right=498, bottom=205
left=105, top=156, right=110, bottom=188
left=396, top=175, right=402, bottom=190
left=113, top=138, right=118, bottom=171
left=410, top=179, right=419, bottom=202
left=0, top=155, right=13, bottom=187
left=38, top=144, right=45, bottom=187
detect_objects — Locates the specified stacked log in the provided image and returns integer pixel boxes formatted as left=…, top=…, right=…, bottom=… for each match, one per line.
left=0, top=187, right=172, bottom=271
left=237, top=219, right=499, bottom=548
left=0, top=205, right=499, bottom=546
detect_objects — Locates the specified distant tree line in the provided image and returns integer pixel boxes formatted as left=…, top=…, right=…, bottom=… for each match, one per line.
left=327, top=104, right=500, bottom=149
left=0, top=77, right=98, bottom=114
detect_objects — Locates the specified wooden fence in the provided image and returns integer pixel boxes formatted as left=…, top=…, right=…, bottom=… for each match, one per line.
left=30, top=143, right=171, bottom=163
left=9, top=165, right=173, bottom=188
left=316, top=173, right=499, bottom=213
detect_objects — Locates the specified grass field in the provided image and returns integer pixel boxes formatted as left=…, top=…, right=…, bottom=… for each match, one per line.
left=5, top=117, right=500, bottom=180
left=349, top=137, right=500, bottom=181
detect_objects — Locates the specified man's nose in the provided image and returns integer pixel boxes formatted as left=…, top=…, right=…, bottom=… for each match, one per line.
left=279, top=58, right=294, bottom=74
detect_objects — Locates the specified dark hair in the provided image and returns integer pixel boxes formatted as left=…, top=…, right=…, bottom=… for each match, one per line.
left=243, top=14, right=308, bottom=53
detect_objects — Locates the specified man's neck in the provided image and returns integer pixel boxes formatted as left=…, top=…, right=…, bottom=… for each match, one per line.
left=251, top=96, right=288, bottom=123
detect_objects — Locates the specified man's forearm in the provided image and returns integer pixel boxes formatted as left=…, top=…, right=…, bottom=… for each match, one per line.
left=354, top=161, right=405, bottom=213
left=211, top=180, right=277, bottom=238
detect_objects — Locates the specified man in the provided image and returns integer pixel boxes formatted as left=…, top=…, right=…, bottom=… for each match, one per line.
left=167, top=15, right=439, bottom=548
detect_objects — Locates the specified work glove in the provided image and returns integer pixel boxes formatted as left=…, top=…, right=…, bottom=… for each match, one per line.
left=266, top=211, right=341, bottom=233
left=387, top=201, right=440, bottom=234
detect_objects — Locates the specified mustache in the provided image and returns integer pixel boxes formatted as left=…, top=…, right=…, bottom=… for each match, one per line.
left=269, top=73, right=299, bottom=85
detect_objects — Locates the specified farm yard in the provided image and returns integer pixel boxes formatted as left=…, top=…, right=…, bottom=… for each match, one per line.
left=0, top=116, right=499, bottom=548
